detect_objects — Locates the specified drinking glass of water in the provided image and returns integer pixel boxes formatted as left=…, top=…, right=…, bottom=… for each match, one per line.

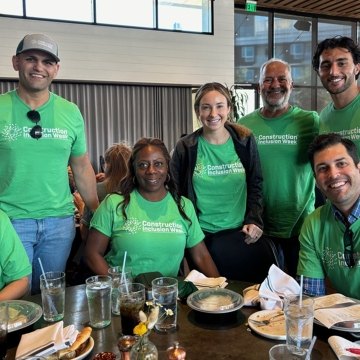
left=151, top=277, right=178, bottom=332
left=284, top=294, right=314, bottom=356
left=86, top=275, right=112, bottom=329
left=39, top=271, right=65, bottom=322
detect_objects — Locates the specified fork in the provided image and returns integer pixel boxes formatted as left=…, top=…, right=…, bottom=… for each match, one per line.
left=249, top=312, right=284, bottom=326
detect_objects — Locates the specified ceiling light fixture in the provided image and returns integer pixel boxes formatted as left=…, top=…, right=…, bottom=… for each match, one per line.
left=294, top=20, right=311, bottom=31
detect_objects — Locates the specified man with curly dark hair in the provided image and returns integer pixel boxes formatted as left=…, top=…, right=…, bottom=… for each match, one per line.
left=312, top=36, right=360, bottom=153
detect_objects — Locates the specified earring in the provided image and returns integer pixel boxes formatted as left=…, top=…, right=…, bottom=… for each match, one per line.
left=132, top=176, right=136, bottom=184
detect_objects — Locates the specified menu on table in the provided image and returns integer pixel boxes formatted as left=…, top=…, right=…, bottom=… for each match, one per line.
left=328, top=335, right=360, bottom=359
left=313, top=293, right=360, bottom=329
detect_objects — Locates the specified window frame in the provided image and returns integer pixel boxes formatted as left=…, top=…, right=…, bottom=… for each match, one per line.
left=0, top=0, right=214, bottom=34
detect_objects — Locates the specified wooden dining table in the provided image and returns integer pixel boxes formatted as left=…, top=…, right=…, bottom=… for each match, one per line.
left=6, top=281, right=354, bottom=360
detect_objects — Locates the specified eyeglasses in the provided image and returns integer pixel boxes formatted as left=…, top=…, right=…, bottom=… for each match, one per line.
left=344, top=226, right=355, bottom=268
left=27, top=110, right=42, bottom=139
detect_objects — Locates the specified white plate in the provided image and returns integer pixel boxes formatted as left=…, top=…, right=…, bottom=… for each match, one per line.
left=74, top=336, right=94, bottom=360
left=3, top=300, right=43, bottom=333
left=187, top=288, right=244, bottom=314
left=248, top=309, right=286, bottom=340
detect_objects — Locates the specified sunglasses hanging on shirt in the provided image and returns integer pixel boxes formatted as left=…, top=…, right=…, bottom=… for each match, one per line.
left=343, top=226, right=355, bottom=268
left=27, top=110, right=42, bottom=140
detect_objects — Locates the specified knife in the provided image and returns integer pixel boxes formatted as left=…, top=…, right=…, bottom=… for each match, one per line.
left=332, top=320, right=360, bottom=329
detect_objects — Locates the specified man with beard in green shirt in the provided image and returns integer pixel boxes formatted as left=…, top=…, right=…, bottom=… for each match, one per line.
left=239, top=58, right=319, bottom=277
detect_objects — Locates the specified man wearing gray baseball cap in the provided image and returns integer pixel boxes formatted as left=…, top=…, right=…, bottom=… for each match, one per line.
left=16, top=33, right=60, bottom=63
left=0, top=33, right=99, bottom=294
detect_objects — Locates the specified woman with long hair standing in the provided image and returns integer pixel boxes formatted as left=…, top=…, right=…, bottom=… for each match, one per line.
left=170, top=82, right=265, bottom=281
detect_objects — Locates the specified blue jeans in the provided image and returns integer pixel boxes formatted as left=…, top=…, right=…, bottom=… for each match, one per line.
left=11, top=216, right=75, bottom=294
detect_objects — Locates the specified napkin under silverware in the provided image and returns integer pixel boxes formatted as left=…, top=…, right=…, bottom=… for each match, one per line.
left=16, top=321, right=78, bottom=359
left=185, top=269, right=227, bottom=290
left=243, top=284, right=260, bottom=306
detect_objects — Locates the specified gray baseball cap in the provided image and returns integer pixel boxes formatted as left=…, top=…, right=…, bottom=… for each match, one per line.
left=16, top=33, right=60, bottom=62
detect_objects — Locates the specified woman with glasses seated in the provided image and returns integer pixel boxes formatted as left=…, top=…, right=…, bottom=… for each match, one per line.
left=0, top=210, right=31, bottom=300
left=84, top=137, right=219, bottom=278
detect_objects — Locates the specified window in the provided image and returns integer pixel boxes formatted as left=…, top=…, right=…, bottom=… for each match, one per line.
left=274, top=16, right=312, bottom=86
left=0, top=0, right=22, bottom=15
left=0, top=0, right=213, bottom=34
left=26, top=0, right=93, bottom=22
left=96, top=0, right=154, bottom=28
left=244, top=69, right=256, bottom=83
left=290, top=43, right=304, bottom=61
left=241, top=46, right=255, bottom=63
left=291, top=66, right=305, bottom=82
left=158, top=0, right=212, bottom=33
left=318, top=20, right=352, bottom=42
left=234, top=11, right=269, bottom=84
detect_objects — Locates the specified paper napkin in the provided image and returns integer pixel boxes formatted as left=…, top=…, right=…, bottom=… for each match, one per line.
left=185, top=269, right=227, bottom=290
left=243, top=284, right=260, bottom=306
left=15, top=321, right=78, bottom=359
left=329, top=335, right=360, bottom=359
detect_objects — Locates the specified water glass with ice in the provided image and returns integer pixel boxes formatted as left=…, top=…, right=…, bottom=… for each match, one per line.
left=284, top=294, right=314, bottom=356
left=151, top=277, right=178, bottom=332
left=86, top=275, right=112, bottom=328
left=40, top=271, right=65, bottom=322
left=108, top=266, right=132, bottom=315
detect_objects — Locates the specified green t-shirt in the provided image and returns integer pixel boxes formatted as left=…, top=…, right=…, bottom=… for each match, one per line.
left=319, top=94, right=360, bottom=155
left=193, top=136, right=247, bottom=233
left=90, top=191, right=204, bottom=277
left=297, top=202, right=360, bottom=299
left=0, top=90, right=87, bottom=219
left=240, top=106, right=319, bottom=237
left=0, top=209, right=31, bottom=290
